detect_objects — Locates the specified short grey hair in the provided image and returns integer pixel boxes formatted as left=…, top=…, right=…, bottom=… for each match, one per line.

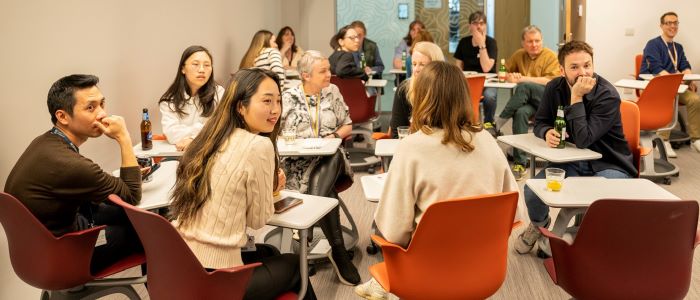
left=297, top=50, right=327, bottom=81
left=521, top=25, right=542, bottom=40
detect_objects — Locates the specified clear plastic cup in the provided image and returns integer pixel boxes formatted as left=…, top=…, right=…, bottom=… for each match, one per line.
left=397, top=126, right=410, bottom=139
left=282, top=128, right=296, bottom=145
left=545, top=168, right=565, bottom=192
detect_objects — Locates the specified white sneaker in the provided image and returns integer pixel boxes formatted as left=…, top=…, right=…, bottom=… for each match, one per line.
left=691, top=140, right=700, bottom=153
left=663, top=141, right=677, bottom=158
left=355, top=278, right=388, bottom=300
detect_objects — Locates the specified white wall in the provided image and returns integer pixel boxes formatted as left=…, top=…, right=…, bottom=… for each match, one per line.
left=0, top=0, right=334, bottom=297
left=586, top=1, right=700, bottom=85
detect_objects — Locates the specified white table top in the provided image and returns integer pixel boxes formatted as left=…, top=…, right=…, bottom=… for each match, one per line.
left=375, top=139, right=400, bottom=157
left=526, top=177, right=679, bottom=208
left=134, top=140, right=182, bottom=157
left=112, top=160, right=178, bottom=211
left=268, top=191, right=338, bottom=229
left=277, top=138, right=341, bottom=156
left=389, top=69, right=406, bottom=74
left=638, top=73, right=700, bottom=81
left=497, top=133, right=601, bottom=163
left=614, top=79, right=688, bottom=93
left=116, top=160, right=338, bottom=229
left=365, top=79, right=388, bottom=88
left=484, top=79, right=517, bottom=89
left=464, top=72, right=498, bottom=79
left=360, top=173, right=386, bottom=202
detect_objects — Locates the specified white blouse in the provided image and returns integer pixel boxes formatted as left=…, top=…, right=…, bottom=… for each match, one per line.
left=159, top=85, right=225, bottom=144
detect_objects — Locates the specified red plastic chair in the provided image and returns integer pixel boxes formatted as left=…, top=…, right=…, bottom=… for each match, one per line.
left=108, top=195, right=273, bottom=300
left=619, top=100, right=651, bottom=178
left=0, top=192, right=145, bottom=299
left=635, top=74, right=683, bottom=182
left=539, top=199, right=700, bottom=300
left=369, top=192, right=518, bottom=300
left=465, top=75, right=485, bottom=123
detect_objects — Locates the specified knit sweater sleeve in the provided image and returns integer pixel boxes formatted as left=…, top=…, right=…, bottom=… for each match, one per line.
left=244, top=137, right=276, bottom=229
left=374, top=140, right=417, bottom=248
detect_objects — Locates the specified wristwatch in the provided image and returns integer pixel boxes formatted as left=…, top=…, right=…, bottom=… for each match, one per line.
left=332, top=132, right=340, bottom=138
left=478, top=45, right=487, bottom=50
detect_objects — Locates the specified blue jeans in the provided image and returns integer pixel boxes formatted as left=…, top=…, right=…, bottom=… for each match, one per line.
left=523, top=161, right=631, bottom=226
left=481, top=87, right=497, bottom=123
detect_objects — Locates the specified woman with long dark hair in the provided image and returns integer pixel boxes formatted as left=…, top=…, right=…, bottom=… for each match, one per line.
left=159, top=45, right=224, bottom=151
left=170, top=69, right=315, bottom=300
left=240, top=30, right=286, bottom=89
left=276, top=26, right=305, bottom=69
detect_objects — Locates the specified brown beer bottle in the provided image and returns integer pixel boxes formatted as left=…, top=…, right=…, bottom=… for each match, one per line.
left=141, top=108, right=153, bottom=150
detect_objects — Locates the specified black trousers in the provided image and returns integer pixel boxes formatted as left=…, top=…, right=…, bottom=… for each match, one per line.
left=79, top=202, right=144, bottom=275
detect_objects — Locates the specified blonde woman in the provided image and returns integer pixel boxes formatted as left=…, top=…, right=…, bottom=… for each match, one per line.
left=355, top=62, right=522, bottom=299
left=240, top=30, right=286, bottom=89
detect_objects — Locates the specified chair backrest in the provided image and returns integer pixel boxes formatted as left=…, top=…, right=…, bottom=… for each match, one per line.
left=380, top=191, right=518, bottom=299
left=619, top=100, right=641, bottom=177
left=0, top=192, right=99, bottom=290
left=465, top=75, right=486, bottom=123
left=109, top=195, right=258, bottom=300
left=636, top=73, right=683, bottom=130
left=330, top=76, right=377, bottom=124
left=551, top=199, right=699, bottom=300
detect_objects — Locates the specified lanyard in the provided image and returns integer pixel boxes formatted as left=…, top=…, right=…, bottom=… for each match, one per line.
left=300, top=85, right=321, bottom=137
left=50, top=127, right=79, bottom=153
left=666, top=41, right=679, bottom=72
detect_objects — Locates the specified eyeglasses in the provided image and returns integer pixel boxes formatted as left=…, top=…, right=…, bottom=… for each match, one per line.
left=187, top=63, right=212, bottom=70
left=663, top=21, right=680, bottom=26
left=345, top=35, right=360, bottom=41
left=470, top=21, right=486, bottom=26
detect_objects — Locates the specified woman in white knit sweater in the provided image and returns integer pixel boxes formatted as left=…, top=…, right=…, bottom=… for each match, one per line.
left=170, top=69, right=315, bottom=300
left=159, top=45, right=225, bottom=151
left=355, top=61, right=523, bottom=299
left=240, top=30, right=286, bottom=89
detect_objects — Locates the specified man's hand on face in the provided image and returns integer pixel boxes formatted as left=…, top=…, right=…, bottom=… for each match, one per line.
left=95, top=115, right=128, bottom=141
left=571, top=76, right=596, bottom=103
left=471, top=28, right=486, bottom=47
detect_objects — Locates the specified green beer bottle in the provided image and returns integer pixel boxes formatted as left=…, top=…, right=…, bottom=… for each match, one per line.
left=554, top=106, right=566, bottom=149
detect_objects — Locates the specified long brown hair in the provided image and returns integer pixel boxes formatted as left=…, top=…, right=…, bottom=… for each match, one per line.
left=170, top=68, right=282, bottom=225
left=409, top=61, right=482, bottom=152
left=239, top=30, right=274, bottom=69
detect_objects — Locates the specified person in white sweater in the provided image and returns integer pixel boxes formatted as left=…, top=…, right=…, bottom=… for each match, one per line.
left=240, top=30, right=286, bottom=89
left=355, top=61, right=524, bottom=300
left=159, top=45, right=225, bottom=151
left=170, top=69, right=315, bottom=300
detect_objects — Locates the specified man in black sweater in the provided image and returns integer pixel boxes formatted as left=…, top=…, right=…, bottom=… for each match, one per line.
left=514, top=41, right=636, bottom=255
left=5, top=74, right=143, bottom=273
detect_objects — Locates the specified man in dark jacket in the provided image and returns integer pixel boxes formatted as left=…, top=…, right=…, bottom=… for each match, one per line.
left=514, top=41, right=636, bottom=255
left=351, top=20, right=385, bottom=79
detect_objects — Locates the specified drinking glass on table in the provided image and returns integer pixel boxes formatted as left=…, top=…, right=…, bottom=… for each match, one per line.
left=545, top=168, right=565, bottom=192
left=397, top=126, right=410, bottom=139
left=282, top=128, right=297, bottom=145
left=136, top=154, right=153, bottom=183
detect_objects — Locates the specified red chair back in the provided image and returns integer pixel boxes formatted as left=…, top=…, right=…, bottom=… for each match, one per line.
left=0, top=192, right=106, bottom=289
left=636, top=74, right=683, bottom=130
left=109, top=195, right=260, bottom=300
left=620, top=100, right=641, bottom=177
left=330, top=76, right=377, bottom=124
left=546, top=199, right=699, bottom=300
left=465, top=76, right=485, bottom=123
left=370, top=192, right=518, bottom=299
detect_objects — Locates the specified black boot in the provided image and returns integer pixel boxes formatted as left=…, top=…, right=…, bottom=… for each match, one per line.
left=319, top=207, right=361, bottom=285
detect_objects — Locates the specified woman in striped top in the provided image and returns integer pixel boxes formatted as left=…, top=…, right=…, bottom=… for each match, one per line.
left=240, top=30, right=286, bottom=89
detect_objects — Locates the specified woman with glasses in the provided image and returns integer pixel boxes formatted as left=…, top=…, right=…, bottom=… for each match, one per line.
left=280, top=50, right=360, bottom=286
left=328, top=25, right=370, bottom=81
left=276, top=26, right=304, bottom=70
left=159, top=45, right=224, bottom=152
left=170, top=69, right=316, bottom=300
left=240, top=30, right=286, bottom=89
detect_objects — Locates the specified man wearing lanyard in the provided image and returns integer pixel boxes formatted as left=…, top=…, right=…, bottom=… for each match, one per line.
left=5, top=74, right=143, bottom=273
left=640, top=11, right=700, bottom=154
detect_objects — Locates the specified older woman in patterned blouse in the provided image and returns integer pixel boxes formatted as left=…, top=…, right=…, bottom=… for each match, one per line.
left=280, top=50, right=360, bottom=285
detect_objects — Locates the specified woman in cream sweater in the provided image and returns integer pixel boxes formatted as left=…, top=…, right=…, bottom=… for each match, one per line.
left=355, top=61, right=523, bottom=299
left=170, top=69, right=315, bottom=300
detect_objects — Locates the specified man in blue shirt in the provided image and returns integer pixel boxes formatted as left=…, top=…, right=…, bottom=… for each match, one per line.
left=640, top=11, right=700, bottom=153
